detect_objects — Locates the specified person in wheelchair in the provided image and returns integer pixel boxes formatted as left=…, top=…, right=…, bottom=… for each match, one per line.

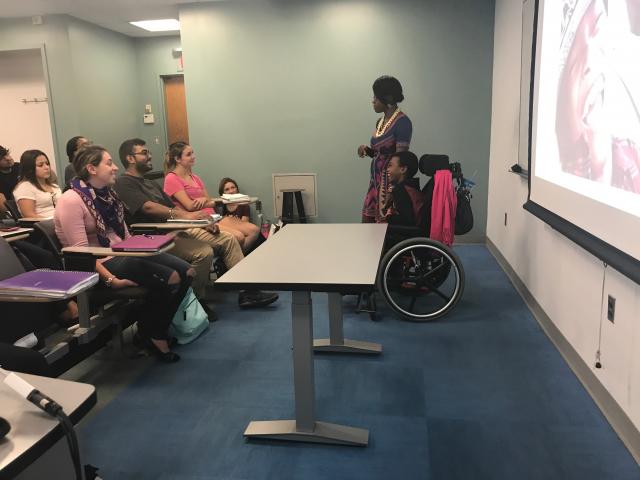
left=376, top=152, right=465, bottom=322
left=380, top=151, right=425, bottom=245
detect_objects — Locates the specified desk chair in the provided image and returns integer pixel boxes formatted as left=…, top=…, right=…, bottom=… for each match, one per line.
left=4, top=200, right=20, bottom=222
left=33, top=220, right=149, bottom=354
left=0, top=238, right=109, bottom=377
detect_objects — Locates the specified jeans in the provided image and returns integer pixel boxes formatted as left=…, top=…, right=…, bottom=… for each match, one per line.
left=102, top=253, right=191, bottom=340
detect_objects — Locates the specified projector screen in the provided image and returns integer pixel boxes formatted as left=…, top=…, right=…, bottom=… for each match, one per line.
left=526, top=0, right=640, bottom=282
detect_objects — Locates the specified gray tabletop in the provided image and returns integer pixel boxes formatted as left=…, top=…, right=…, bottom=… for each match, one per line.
left=215, top=223, right=387, bottom=292
left=0, top=373, right=96, bottom=477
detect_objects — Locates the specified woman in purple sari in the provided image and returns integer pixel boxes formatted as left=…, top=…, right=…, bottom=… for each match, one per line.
left=358, top=76, right=413, bottom=223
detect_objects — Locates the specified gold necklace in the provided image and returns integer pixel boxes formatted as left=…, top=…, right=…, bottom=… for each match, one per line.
left=374, top=108, right=401, bottom=138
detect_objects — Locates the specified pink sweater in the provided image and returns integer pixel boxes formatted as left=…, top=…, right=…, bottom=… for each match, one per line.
left=54, top=189, right=130, bottom=249
left=429, top=170, right=457, bottom=247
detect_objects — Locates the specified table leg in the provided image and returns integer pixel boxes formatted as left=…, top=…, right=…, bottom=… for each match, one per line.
left=243, top=290, right=369, bottom=446
left=313, top=292, right=382, bottom=354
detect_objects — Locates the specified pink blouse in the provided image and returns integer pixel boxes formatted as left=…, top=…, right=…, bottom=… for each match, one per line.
left=163, top=172, right=214, bottom=214
left=54, top=190, right=130, bottom=259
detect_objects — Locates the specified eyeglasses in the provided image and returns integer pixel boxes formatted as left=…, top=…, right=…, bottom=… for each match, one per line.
left=131, top=150, right=150, bottom=157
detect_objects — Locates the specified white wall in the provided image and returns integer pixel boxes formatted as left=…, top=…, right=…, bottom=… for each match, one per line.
left=0, top=49, right=56, bottom=171
left=488, top=0, right=640, bottom=431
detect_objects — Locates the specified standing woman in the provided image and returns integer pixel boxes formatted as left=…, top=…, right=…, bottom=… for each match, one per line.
left=13, top=150, right=61, bottom=218
left=357, top=76, right=412, bottom=223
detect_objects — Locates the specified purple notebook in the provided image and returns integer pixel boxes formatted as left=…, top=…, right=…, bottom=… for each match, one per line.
left=0, top=270, right=98, bottom=298
left=111, top=234, right=173, bottom=252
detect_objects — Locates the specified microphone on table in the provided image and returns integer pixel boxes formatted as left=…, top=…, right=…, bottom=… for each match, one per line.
left=1, top=367, right=63, bottom=417
left=0, top=368, right=89, bottom=479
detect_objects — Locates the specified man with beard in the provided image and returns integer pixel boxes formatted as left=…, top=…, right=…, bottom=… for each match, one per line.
left=114, top=138, right=278, bottom=310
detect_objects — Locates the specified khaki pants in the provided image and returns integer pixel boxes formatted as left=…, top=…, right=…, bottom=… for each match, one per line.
left=184, top=228, right=244, bottom=268
left=168, top=228, right=244, bottom=298
left=170, top=234, right=214, bottom=298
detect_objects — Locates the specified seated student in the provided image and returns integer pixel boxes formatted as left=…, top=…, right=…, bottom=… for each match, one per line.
left=55, top=144, right=193, bottom=362
left=162, top=142, right=259, bottom=251
left=0, top=145, right=19, bottom=203
left=0, top=192, right=7, bottom=216
left=382, top=151, right=424, bottom=227
left=115, top=138, right=278, bottom=309
left=63, top=136, right=91, bottom=188
left=218, top=177, right=260, bottom=251
left=13, top=150, right=61, bottom=219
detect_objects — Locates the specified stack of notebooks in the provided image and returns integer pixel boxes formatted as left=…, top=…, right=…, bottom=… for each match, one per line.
left=0, top=270, right=99, bottom=299
left=221, top=193, right=251, bottom=203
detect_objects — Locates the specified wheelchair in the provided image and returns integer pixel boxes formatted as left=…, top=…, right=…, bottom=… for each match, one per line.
left=375, top=154, right=469, bottom=322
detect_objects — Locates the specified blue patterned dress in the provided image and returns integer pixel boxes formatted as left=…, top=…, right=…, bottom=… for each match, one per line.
left=362, top=112, right=412, bottom=221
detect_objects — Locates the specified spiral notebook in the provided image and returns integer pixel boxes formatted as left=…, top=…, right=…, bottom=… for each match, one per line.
left=0, top=270, right=98, bottom=299
left=111, top=234, right=173, bottom=252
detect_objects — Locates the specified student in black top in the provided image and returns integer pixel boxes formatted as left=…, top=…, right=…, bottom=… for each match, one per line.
left=382, top=151, right=425, bottom=228
left=63, top=136, right=90, bottom=188
left=0, top=146, right=19, bottom=202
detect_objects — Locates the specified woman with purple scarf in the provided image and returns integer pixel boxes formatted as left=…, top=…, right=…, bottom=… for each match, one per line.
left=54, top=145, right=193, bottom=363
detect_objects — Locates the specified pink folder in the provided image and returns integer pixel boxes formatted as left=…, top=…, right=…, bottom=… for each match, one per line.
left=111, top=234, right=173, bottom=252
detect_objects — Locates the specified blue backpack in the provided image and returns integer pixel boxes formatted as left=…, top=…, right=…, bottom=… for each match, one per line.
left=169, top=288, right=209, bottom=344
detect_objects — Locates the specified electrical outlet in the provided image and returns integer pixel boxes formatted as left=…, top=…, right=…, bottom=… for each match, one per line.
left=504, top=212, right=507, bottom=226
left=607, top=295, right=616, bottom=323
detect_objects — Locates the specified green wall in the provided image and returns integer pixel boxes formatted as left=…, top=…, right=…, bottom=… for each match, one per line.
left=179, top=0, right=495, bottom=234
left=66, top=18, right=138, bottom=161
left=134, top=36, right=183, bottom=164
left=0, top=15, right=139, bottom=177
left=0, top=15, right=79, bottom=170
left=1, top=3, right=495, bottom=234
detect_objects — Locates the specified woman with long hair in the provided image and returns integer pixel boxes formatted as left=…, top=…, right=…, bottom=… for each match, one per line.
left=217, top=177, right=260, bottom=251
left=163, top=142, right=259, bottom=252
left=13, top=150, right=61, bottom=218
left=55, top=145, right=194, bottom=362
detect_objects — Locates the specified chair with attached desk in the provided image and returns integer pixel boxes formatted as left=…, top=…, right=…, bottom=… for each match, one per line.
left=4, top=199, right=21, bottom=222
left=0, top=237, right=104, bottom=377
left=25, top=220, right=152, bottom=361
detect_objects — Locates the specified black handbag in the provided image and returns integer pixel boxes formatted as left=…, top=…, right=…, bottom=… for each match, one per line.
left=454, top=181, right=474, bottom=235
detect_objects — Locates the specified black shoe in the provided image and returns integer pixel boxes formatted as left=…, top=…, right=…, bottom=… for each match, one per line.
left=147, top=338, right=181, bottom=363
left=238, top=291, right=279, bottom=309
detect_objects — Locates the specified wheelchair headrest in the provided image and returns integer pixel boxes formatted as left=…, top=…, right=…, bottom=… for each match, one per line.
left=419, top=154, right=450, bottom=177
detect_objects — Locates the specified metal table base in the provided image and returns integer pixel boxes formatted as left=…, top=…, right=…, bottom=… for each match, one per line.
left=243, top=291, right=369, bottom=446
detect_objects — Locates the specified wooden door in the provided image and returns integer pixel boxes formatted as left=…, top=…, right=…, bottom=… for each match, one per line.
left=163, top=75, right=189, bottom=145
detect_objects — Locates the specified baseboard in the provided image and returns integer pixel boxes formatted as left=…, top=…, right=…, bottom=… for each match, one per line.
left=486, top=238, right=640, bottom=464
left=454, top=234, right=486, bottom=244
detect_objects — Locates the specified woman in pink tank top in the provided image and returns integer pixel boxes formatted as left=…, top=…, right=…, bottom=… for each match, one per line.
left=163, top=142, right=259, bottom=252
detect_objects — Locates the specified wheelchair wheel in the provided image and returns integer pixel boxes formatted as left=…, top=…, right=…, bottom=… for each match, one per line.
left=377, top=238, right=465, bottom=321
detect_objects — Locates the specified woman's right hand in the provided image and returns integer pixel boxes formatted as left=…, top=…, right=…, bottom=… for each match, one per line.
left=357, top=145, right=368, bottom=158
left=111, top=278, right=139, bottom=289
left=192, top=197, right=208, bottom=210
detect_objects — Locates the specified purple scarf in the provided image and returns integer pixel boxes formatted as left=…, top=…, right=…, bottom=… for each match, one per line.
left=71, top=178, right=125, bottom=247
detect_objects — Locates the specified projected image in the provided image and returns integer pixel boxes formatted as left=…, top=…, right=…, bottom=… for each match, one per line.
left=555, top=0, right=640, bottom=194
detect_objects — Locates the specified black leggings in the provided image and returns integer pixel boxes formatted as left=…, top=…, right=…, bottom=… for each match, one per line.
left=102, top=253, right=191, bottom=340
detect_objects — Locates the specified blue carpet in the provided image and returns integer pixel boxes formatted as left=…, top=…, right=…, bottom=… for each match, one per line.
left=79, top=245, right=640, bottom=479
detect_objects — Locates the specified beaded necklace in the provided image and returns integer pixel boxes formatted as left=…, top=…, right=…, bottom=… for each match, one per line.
left=374, top=108, right=401, bottom=138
